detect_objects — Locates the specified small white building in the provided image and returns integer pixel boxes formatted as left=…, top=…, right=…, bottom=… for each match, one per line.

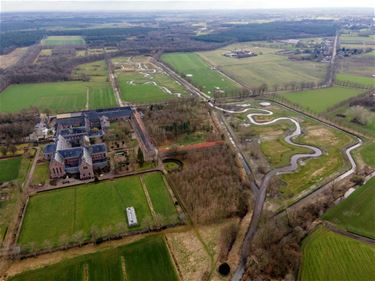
left=259, top=102, right=271, bottom=107
left=126, top=207, right=138, bottom=227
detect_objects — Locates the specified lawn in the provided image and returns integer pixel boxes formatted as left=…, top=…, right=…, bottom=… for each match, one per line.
left=117, top=72, right=177, bottom=103
left=0, top=81, right=116, bottom=113
left=142, top=172, right=178, bottom=223
left=336, top=73, right=374, bottom=88
left=299, top=226, right=375, bottom=281
left=18, top=175, right=153, bottom=249
left=161, top=52, right=240, bottom=96
left=197, top=43, right=327, bottom=89
left=9, top=235, right=179, bottom=281
left=360, top=142, right=375, bottom=167
left=18, top=173, right=177, bottom=249
left=0, top=60, right=117, bottom=113
left=323, top=177, right=375, bottom=239
left=41, top=36, right=86, bottom=46
left=280, top=86, right=364, bottom=113
left=260, top=137, right=311, bottom=168
left=31, top=163, right=49, bottom=186
left=0, top=157, right=21, bottom=182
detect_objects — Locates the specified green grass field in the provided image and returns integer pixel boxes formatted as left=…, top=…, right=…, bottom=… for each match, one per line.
left=31, top=163, right=49, bottom=186
left=279, top=123, right=353, bottom=201
left=41, top=36, right=86, bottom=47
left=197, top=43, right=327, bottom=89
left=161, top=52, right=240, bottom=96
left=299, top=226, right=375, bottom=281
left=0, top=157, right=21, bottom=182
left=118, top=72, right=180, bottom=103
left=142, top=172, right=178, bottom=223
left=9, top=235, right=179, bottom=281
left=360, top=142, right=375, bottom=167
left=281, top=86, right=364, bottom=113
left=336, top=73, right=375, bottom=88
left=18, top=176, right=153, bottom=249
left=323, top=177, right=375, bottom=239
left=0, top=61, right=116, bottom=113
left=261, top=137, right=311, bottom=168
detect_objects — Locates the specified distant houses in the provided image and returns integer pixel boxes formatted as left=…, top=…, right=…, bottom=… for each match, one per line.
left=223, top=49, right=257, bottom=59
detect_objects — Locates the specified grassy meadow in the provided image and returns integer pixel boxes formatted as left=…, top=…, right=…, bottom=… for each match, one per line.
left=280, top=86, right=364, bottom=113
left=323, top=177, right=375, bottom=239
left=0, top=60, right=116, bottom=113
left=115, top=56, right=189, bottom=103
left=10, top=235, right=179, bottom=281
left=336, top=73, right=374, bottom=88
left=299, top=226, right=375, bottom=281
left=0, top=157, right=22, bottom=182
left=18, top=174, right=177, bottom=249
left=142, top=172, right=178, bottom=224
left=41, top=36, right=86, bottom=46
left=197, top=43, right=327, bottom=89
left=360, top=142, right=375, bottom=167
left=161, top=52, right=240, bottom=96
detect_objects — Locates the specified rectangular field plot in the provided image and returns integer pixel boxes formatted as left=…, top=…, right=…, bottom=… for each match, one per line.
left=9, top=236, right=179, bottom=281
left=280, top=86, right=364, bottom=113
left=299, top=226, right=375, bottom=281
left=142, top=172, right=178, bottom=224
left=197, top=43, right=327, bottom=89
left=0, top=81, right=116, bottom=113
left=0, top=157, right=21, bottom=182
left=323, top=177, right=375, bottom=239
left=18, top=174, right=178, bottom=249
left=336, top=73, right=375, bottom=88
left=161, top=52, right=240, bottom=96
left=41, top=36, right=86, bottom=46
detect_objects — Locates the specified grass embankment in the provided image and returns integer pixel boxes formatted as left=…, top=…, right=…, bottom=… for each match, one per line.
left=9, top=235, right=179, bottom=281
left=323, top=177, right=375, bottom=239
left=281, top=86, right=364, bottom=113
left=161, top=52, right=240, bottom=96
left=299, top=226, right=375, bottom=281
left=18, top=173, right=178, bottom=249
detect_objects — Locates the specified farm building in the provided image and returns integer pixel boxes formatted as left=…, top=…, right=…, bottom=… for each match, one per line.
left=126, top=207, right=138, bottom=227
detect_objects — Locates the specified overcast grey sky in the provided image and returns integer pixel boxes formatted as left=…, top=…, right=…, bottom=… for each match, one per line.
left=1, top=0, right=374, bottom=12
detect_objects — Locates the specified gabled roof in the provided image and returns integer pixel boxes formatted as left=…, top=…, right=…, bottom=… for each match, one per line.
left=56, top=135, right=71, bottom=151
left=52, top=151, right=64, bottom=164
left=81, top=147, right=92, bottom=166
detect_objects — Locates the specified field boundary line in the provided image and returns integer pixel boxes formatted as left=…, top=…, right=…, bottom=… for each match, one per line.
left=139, top=176, right=157, bottom=220
left=72, top=188, right=77, bottom=234
left=120, top=256, right=128, bottom=281
left=83, top=263, right=89, bottom=281
left=85, top=87, right=89, bottom=110
left=164, top=235, right=184, bottom=281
